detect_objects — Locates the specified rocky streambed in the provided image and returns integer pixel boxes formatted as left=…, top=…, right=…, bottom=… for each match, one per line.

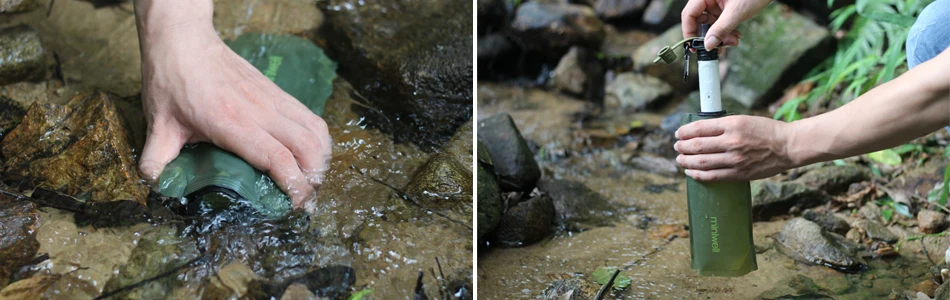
left=0, top=0, right=473, bottom=299
left=476, top=0, right=950, bottom=299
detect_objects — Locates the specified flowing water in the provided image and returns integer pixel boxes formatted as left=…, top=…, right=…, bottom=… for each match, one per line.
left=0, top=0, right=472, bottom=299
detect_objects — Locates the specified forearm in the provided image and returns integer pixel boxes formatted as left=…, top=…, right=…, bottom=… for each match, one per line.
left=787, top=48, right=950, bottom=166
left=133, top=0, right=215, bottom=56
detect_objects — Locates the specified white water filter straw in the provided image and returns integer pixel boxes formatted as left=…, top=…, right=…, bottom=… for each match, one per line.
left=698, top=60, right=722, bottom=113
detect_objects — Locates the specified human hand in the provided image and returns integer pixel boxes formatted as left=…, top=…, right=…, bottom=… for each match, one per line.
left=681, top=0, right=771, bottom=50
left=673, top=115, right=796, bottom=181
left=136, top=20, right=331, bottom=207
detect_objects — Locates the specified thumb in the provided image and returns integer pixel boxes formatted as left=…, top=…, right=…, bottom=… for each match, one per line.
left=139, top=121, right=187, bottom=185
left=704, top=6, right=744, bottom=50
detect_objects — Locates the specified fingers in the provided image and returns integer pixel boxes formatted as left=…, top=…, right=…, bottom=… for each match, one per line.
left=265, top=114, right=330, bottom=187
left=681, top=0, right=709, bottom=38
left=676, top=153, right=739, bottom=170
left=705, top=5, right=745, bottom=50
left=210, top=120, right=314, bottom=207
left=139, top=120, right=189, bottom=184
left=684, top=168, right=740, bottom=181
left=674, top=137, right=730, bottom=154
left=675, top=119, right=726, bottom=140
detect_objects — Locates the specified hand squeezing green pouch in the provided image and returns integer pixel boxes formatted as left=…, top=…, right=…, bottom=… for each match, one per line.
left=157, top=34, right=337, bottom=218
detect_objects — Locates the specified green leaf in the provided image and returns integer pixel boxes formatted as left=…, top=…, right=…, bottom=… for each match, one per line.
left=870, top=165, right=883, bottom=177
left=944, top=146, right=950, bottom=158
left=833, top=159, right=847, bottom=166
left=593, top=266, right=631, bottom=290
left=881, top=208, right=894, bottom=223
left=940, top=166, right=950, bottom=206
left=349, top=289, right=373, bottom=300
left=894, top=202, right=911, bottom=217
left=893, top=144, right=918, bottom=155
left=867, top=149, right=902, bottom=166
left=860, top=11, right=916, bottom=27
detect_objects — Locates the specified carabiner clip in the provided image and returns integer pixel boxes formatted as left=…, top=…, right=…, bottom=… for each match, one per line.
left=683, top=43, right=691, bottom=82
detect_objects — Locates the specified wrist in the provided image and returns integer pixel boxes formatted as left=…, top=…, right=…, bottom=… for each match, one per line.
left=783, top=119, right=812, bottom=167
left=134, top=0, right=215, bottom=51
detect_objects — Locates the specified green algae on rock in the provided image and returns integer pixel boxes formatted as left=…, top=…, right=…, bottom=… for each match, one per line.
left=0, top=92, right=148, bottom=204
left=477, top=141, right=503, bottom=242
left=404, top=154, right=473, bottom=211
left=0, top=25, right=45, bottom=85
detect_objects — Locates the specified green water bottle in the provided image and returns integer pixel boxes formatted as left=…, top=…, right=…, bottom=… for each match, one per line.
left=664, top=24, right=757, bottom=276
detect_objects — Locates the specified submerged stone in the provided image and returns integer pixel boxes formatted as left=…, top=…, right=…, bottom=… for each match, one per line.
left=321, top=0, right=473, bottom=148
left=0, top=25, right=45, bottom=85
left=751, top=180, right=826, bottom=221
left=0, top=193, right=38, bottom=289
left=201, top=262, right=261, bottom=300
left=722, top=3, right=833, bottom=108
left=103, top=225, right=200, bottom=300
left=775, top=218, right=862, bottom=272
left=509, top=2, right=605, bottom=59
left=1, top=92, right=148, bottom=205
left=477, top=142, right=503, bottom=242
left=491, top=193, right=554, bottom=247
left=538, top=178, right=620, bottom=231
left=477, top=113, right=541, bottom=192
left=404, top=154, right=473, bottom=211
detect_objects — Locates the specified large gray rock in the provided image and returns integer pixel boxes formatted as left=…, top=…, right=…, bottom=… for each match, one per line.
left=477, top=113, right=541, bottom=192
left=600, top=26, right=655, bottom=58
left=641, top=0, right=688, bottom=29
left=751, top=180, right=826, bottom=221
left=775, top=218, right=862, bottom=272
left=491, top=193, right=555, bottom=247
left=552, top=47, right=587, bottom=95
left=632, top=24, right=697, bottom=90
left=594, top=0, right=647, bottom=19
left=794, top=164, right=869, bottom=194
left=477, top=141, right=503, bottom=242
left=538, top=178, right=620, bottom=231
left=0, top=25, right=45, bottom=85
left=321, top=0, right=473, bottom=148
left=604, top=72, right=671, bottom=110
left=722, top=3, right=833, bottom=108
left=510, top=2, right=605, bottom=59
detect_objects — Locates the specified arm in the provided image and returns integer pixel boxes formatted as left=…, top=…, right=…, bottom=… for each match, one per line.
left=133, top=0, right=332, bottom=206
left=674, top=47, right=950, bottom=181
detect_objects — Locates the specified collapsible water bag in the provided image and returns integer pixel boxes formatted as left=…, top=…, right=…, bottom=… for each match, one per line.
left=157, top=33, right=337, bottom=218
left=681, top=112, right=757, bottom=276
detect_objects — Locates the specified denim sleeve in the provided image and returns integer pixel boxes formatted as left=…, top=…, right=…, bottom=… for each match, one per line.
left=907, top=0, right=950, bottom=69
left=906, top=0, right=950, bottom=131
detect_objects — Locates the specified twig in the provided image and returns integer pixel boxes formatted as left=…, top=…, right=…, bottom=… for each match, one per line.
left=921, top=238, right=936, bottom=266
left=593, top=269, right=620, bottom=300
left=348, top=165, right=473, bottom=230
left=435, top=257, right=448, bottom=300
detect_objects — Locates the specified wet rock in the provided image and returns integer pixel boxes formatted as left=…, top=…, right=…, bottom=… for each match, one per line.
left=444, top=120, right=473, bottom=172
left=0, top=96, right=25, bottom=139
left=853, top=220, right=898, bottom=243
left=911, top=279, right=938, bottom=298
left=751, top=180, right=826, bottom=221
left=202, top=262, right=261, bottom=299
left=0, top=193, right=38, bottom=289
left=0, top=273, right=97, bottom=299
left=552, top=47, right=587, bottom=95
left=477, top=113, right=541, bottom=192
left=213, top=0, right=324, bottom=40
left=404, top=154, right=473, bottom=211
left=641, top=0, right=687, bottom=29
left=491, top=193, right=555, bottom=247
left=509, top=2, right=605, bottom=59
left=477, top=142, right=503, bottom=242
left=722, top=3, right=832, bottom=108
left=632, top=24, right=697, bottom=90
left=788, top=274, right=821, bottom=294
left=869, top=277, right=901, bottom=296
left=627, top=155, right=679, bottom=176
left=539, top=277, right=596, bottom=299
left=0, top=0, right=37, bottom=13
left=594, top=0, right=647, bottom=20
left=775, top=218, right=861, bottom=272
left=0, top=25, right=45, bottom=85
left=103, top=226, right=200, bottom=300
left=794, top=165, right=869, bottom=194
left=280, top=283, right=320, bottom=300
left=538, top=178, right=619, bottom=231
left=815, top=274, right=853, bottom=295
left=918, top=210, right=947, bottom=234
left=605, top=72, right=671, bottom=110
left=601, top=26, right=655, bottom=58
left=803, top=210, right=851, bottom=235
left=321, top=0, right=472, bottom=148
left=0, top=92, right=148, bottom=204
left=477, top=33, right=516, bottom=78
